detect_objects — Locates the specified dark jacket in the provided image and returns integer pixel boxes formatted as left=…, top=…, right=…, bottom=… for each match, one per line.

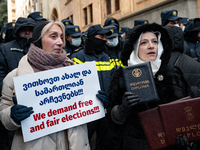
left=107, top=23, right=193, bottom=150
left=71, top=39, right=114, bottom=93
left=64, top=40, right=82, bottom=59
left=184, top=19, right=200, bottom=61
left=105, top=45, right=123, bottom=70
left=165, top=26, right=200, bottom=93
left=0, top=17, right=36, bottom=94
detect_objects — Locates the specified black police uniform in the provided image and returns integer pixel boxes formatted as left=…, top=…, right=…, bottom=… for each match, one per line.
left=104, top=25, right=124, bottom=71
left=71, top=24, right=117, bottom=150
left=5, top=22, right=15, bottom=43
left=0, top=17, right=36, bottom=150
left=27, top=11, right=46, bottom=22
left=61, top=18, right=74, bottom=28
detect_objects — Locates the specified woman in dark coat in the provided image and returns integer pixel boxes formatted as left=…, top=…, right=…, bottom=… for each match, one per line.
left=107, top=23, right=195, bottom=150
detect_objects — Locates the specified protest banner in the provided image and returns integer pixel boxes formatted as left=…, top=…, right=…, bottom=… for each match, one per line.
left=13, top=61, right=105, bottom=142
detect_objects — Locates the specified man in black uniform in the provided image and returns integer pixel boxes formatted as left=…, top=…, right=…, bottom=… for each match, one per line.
left=71, top=24, right=117, bottom=150
left=161, top=9, right=181, bottom=26
left=134, top=19, right=149, bottom=27
left=28, top=11, right=47, bottom=22
left=64, top=25, right=82, bottom=58
left=61, top=18, right=74, bottom=28
left=0, top=17, right=36, bottom=150
left=4, top=22, right=15, bottom=43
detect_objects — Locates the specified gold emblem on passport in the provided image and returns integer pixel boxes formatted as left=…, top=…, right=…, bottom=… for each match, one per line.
left=173, top=11, right=177, bottom=16
left=39, top=13, right=43, bottom=17
left=132, top=68, right=142, bottom=77
left=184, top=106, right=195, bottom=121
left=12, top=23, right=15, bottom=27
left=75, top=27, right=79, bottom=32
left=110, top=29, right=114, bottom=33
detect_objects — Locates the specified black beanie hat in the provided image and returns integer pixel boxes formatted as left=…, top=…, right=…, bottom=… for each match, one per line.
left=32, top=21, right=50, bottom=49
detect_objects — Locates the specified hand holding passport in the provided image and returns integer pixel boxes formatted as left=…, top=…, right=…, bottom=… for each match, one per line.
left=122, top=62, right=159, bottom=104
left=138, top=96, right=200, bottom=150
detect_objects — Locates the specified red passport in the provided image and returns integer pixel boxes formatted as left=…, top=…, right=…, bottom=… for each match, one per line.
left=159, top=97, right=200, bottom=146
left=138, top=96, right=191, bottom=150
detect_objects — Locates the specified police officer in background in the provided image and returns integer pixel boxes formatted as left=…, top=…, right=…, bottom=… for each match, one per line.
left=4, top=22, right=15, bottom=43
left=0, top=17, right=36, bottom=93
left=64, top=25, right=82, bottom=58
left=0, top=26, right=7, bottom=46
left=104, top=25, right=123, bottom=70
left=119, top=26, right=130, bottom=39
left=134, top=19, right=149, bottom=27
left=179, top=17, right=189, bottom=31
left=27, top=11, right=47, bottom=22
left=104, top=17, right=124, bottom=51
left=0, top=17, right=36, bottom=150
left=161, top=9, right=182, bottom=26
left=71, top=24, right=117, bottom=150
left=61, top=18, right=74, bottom=28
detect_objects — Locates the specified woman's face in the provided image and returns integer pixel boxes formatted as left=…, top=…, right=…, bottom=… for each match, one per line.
left=42, top=24, right=64, bottom=54
left=138, top=32, right=158, bottom=61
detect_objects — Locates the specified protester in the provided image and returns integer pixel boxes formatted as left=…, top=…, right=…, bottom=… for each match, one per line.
left=107, top=23, right=197, bottom=150
left=71, top=24, right=117, bottom=149
left=27, top=11, right=47, bottom=22
left=164, top=25, right=200, bottom=91
left=64, top=25, right=82, bottom=58
left=0, top=20, right=90, bottom=150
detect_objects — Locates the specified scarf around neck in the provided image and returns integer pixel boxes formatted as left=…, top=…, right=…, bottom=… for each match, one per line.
left=28, top=44, right=74, bottom=72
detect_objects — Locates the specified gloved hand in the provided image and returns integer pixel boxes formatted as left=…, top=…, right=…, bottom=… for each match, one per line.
left=119, top=92, right=140, bottom=115
left=12, top=97, right=17, bottom=105
left=96, top=90, right=109, bottom=108
left=11, top=102, right=34, bottom=124
left=176, top=135, right=195, bottom=150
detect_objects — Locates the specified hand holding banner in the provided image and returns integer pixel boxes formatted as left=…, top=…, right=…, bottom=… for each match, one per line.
left=13, top=61, right=105, bottom=142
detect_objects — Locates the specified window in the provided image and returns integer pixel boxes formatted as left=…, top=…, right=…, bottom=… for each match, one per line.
left=115, top=0, right=120, bottom=11
left=89, top=4, right=93, bottom=23
left=83, top=7, right=87, bottom=25
left=106, top=0, right=111, bottom=15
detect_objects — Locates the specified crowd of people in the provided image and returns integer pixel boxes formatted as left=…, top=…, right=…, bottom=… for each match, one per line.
left=0, top=9, right=199, bottom=150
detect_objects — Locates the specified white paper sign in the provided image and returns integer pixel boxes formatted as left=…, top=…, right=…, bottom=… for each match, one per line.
left=13, top=61, right=105, bottom=142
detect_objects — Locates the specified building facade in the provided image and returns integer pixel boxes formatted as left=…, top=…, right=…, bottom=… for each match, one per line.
left=7, top=0, right=199, bottom=31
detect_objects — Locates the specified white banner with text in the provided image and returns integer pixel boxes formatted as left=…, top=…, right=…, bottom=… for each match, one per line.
left=13, top=61, right=105, bottom=142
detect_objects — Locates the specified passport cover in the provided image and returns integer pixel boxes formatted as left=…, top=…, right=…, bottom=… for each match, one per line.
left=159, top=97, right=200, bottom=146
left=122, top=62, right=159, bottom=103
left=138, top=96, right=191, bottom=150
